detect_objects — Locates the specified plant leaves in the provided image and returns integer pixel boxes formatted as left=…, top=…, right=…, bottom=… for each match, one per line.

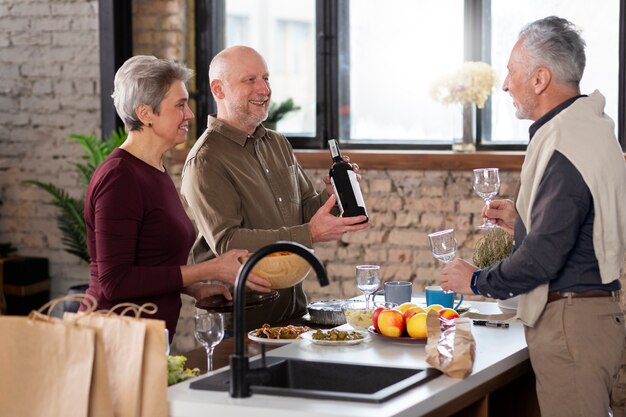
left=23, top=128, right=127, bottom=264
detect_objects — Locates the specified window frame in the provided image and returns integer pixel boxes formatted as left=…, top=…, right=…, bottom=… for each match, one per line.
left=191, top=0, right=626, bottom=152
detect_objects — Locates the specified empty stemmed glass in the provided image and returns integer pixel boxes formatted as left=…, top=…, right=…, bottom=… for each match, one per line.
left=473, top=168, right=500, bottom=229
left=428, top=229, right=457, bottom=264
left=356, top=264, right=381, bottom=309
left=194, top=312, right=224, bottom=373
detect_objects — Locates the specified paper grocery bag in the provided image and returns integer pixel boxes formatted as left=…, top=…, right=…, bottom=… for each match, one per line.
left=65, top=311, right=147, bottom=417
left=0, top=312, right=113, bottom=417
left=138, top=317, right=168, bottom=417
left=65, top=304, right=168, bottom=417
left=425, top=310, right=476, bottom=378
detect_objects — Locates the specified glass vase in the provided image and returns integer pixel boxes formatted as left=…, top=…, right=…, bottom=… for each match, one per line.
left=452, top=102, right=476, bottom=152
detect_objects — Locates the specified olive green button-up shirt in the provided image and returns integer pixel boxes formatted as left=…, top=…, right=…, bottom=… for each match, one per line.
left=181, top=116, right=328, bottom=327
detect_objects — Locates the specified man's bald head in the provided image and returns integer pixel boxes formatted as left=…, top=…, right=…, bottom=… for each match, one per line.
left=209, top=45, right=267, bottom=84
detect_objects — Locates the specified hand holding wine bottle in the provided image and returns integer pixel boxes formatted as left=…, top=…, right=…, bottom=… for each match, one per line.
left=309, top=194, right=369, bottom=243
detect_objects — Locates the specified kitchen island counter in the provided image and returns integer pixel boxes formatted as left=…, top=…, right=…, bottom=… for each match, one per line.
left=168, top=301, right=538, bottom=417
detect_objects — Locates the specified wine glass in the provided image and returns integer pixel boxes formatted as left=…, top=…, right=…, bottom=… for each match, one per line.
left=194, top=312, right=224, bottom=373
left=428, top=229, right=457, bottom=264
left=473, top=168, right=500, bottom=229
left=355, top=264, right=381, bottom=309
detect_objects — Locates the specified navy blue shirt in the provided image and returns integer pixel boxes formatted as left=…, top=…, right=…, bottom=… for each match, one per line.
left=477, top=96, right=621, bottom=299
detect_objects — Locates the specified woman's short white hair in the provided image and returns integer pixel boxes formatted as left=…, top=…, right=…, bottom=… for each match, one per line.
left=111, top=55, right=193, bottom=131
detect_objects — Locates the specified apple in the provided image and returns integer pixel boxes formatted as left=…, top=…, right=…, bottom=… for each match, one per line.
left=439, top=307, right=460, bottom=321
left=406, top=312, right=428, bottom=338
left=403, top=306, right=426, bottom=321
left=377, top=308, right=405, bottom=337
left=372, top=305, right=386, bottom=332
left=396, top=302, right=418, bottom=314
left=425, top=304, right=444, bottom=313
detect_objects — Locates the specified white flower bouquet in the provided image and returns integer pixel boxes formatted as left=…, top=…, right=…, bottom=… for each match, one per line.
left=430, top=61, right=498, bottom=109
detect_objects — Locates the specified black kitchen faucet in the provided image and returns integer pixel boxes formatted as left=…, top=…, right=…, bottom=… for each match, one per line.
left=229, top=241, right=329, bottom=398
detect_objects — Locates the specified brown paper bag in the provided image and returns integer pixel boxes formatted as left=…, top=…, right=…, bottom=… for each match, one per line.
left=0, top=297, right=114, bottom=417
left=425, top=310, right=476, bottom=378
left=65, top=303, right=168, bottom=417
left=138, top=316, right=168, bottom=417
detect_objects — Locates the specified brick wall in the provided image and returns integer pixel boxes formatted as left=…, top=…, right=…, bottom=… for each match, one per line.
left=132, top=0, right=190, bottom=62
left=0, top=0, right=100, bottom=297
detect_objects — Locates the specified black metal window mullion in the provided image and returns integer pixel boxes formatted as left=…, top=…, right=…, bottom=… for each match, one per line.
left=312, top=0, right=339, bottom=151
left=98, top=0, right=132, bottom=139
left=465, top=0, right=485, bottom=148
left=194, top=0, right=225, bottom=136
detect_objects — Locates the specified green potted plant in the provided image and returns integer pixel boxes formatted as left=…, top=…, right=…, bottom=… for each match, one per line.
left=264, top=98, right=301, bottom=130
left=24, top=128, right=127, bottom=264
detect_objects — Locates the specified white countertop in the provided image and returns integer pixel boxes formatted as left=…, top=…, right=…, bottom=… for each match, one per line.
left=168, top=301, right=527, bottom=417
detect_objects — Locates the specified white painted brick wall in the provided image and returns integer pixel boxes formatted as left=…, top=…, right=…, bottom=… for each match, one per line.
left=0, top=0, right=100, bottom=298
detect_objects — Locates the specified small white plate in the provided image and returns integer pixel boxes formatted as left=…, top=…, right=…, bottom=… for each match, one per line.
left=299, top=330, right=370, bottom=346
left=247, top=330, right=299, bottom=345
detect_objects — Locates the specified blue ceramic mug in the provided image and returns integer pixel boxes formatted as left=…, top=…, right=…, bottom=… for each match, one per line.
left=425, top=285, right=464, bottom=310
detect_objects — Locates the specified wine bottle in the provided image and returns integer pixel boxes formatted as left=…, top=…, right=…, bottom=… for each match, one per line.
left=328, top=139, right=368, bottom=222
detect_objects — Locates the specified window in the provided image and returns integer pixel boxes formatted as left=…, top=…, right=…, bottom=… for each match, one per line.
left=224, top=0, right=316, bottom=137
left=197, top=0, right=625, bottom=150
left=489, top=0, right=621, bottom=143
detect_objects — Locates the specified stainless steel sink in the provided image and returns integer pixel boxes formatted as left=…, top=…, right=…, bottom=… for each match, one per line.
left=189, top=357, right=441, bottom=403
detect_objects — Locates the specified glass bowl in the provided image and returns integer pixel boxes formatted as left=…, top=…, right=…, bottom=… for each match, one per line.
left=341, top=300, right=377, bottom=330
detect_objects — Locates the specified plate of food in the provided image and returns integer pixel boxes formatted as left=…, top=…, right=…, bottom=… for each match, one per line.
left=247, top=323, right=313, bottom=345
left=299, top=329, right=370, bottom=346
left=367, top=326, right=427, bottom=344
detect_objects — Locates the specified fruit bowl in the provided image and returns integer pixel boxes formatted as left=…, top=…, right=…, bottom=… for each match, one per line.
left=367, top=326, right=427, bottom=343
left=341, top=300, right=376, bottom=330
left=246, top=251, right=312, bottom=289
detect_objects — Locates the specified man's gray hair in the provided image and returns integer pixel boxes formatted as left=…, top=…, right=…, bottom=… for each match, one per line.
left=519, top=16, right=586, bottom=86
left=112, top=55, right=193, bottom=131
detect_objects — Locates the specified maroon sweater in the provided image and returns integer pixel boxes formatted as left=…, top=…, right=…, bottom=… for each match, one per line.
left=82, top=148, right=195, bottom=336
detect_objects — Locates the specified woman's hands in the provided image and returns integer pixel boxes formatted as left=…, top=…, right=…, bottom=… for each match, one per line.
left=209, top=249, right=272, bottom=293
left=183, top=282, right=232, bottom=301
left=181, top=249, right=272, bottom=294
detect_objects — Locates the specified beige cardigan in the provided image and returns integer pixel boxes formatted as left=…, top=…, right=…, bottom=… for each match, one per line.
left=516, top=90, right=626, bottom=326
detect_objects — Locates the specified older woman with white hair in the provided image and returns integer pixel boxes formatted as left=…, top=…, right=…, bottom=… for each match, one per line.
left=81, top=55, right=270, bottom=340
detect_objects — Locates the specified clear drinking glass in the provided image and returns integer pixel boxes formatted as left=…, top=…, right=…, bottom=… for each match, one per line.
left=428, top=229, right=457, bottom=264
left=473, top=168, right=500, bottom=229
left=194, top=312, right=224, bottom=373
left=356, top=264, right=381, bottom=309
